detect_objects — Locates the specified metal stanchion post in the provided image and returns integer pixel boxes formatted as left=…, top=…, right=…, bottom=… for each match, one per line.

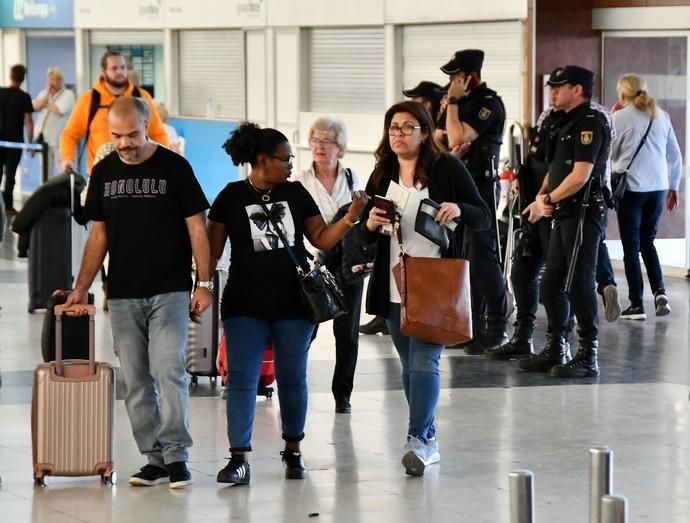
left=601, top=495, right=627, bottom=523
left=41, top=142, right=50, bottom=184
left=590, top=447, right=613, bottom=523
left=509, top=470, right=534, bottom=523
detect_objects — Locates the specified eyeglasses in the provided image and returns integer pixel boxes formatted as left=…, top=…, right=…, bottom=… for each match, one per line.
left=388, top=123, right=421, bottom=136
left=271, top=154, right=295, bottom=167
left=309, top=138, right=337, bottom=148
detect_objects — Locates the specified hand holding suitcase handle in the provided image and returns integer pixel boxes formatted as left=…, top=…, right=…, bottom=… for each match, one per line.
left=54, top=304, right=96, bottom=377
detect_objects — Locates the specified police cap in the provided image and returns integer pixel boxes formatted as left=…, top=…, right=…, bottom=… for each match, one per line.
left=546, top=65, right=594, bottom=91
left=440, top=49, right=484, bottom=75
left=401, top=81, right=444, bottom=102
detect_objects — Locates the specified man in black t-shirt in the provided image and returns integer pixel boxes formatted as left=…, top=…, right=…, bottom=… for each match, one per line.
left=441, top=49, right=509, bottom=355
left=520, top=65, right=611, bottom=379
left=0, top=64, right=34, bottom=215
left=65, top=97, right=211, bottom=489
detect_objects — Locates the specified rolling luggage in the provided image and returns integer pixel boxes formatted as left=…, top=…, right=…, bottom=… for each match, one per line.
left=41, top=291, right=95, bottom=363
left=186, top=270, right=226, bottom=385
left=27, top=206, right=72, bottom=313
left=217, top=332, right=275, bottom=399
left=32, top=305, right=116, bottom=486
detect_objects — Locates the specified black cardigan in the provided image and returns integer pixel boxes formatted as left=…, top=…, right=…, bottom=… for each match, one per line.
left=358, top=152, right=491, bottom=317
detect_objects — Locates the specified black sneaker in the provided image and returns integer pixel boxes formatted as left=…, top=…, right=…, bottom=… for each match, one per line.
left=217, top=459, right=251, bottom=485
left=335, top=398, right=352, bottom=414
left=167, top=461, right=193, bottom=489
left=129, top=464, right=169, bottom=486
left=281, top=450, right=306, bottom=480
left=620, top=306, right=646, bottom=320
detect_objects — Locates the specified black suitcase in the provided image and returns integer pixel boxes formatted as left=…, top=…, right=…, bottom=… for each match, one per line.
left=186, top=270, right=225, bottom=386
left=27, top=206, right=73, bottom=313
left=40, top=291, right=95, bottom=362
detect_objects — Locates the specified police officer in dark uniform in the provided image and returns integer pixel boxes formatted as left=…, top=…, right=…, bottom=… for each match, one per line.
left=442, top=49, right=509, bottom=354
left=519, top=65, right=611, bottom=378
left=487, top=68, right=567, bottom=360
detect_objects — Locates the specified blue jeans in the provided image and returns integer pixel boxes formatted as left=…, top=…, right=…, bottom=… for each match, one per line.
left=617, top=190, right=666, bottom=307
left=223, top=316, right=315, bottom=451
left=108, top=291, right=192, bottom=466
left=596, top=209, right=616, bottom=294
left=385, top=303, right=444, bottom=442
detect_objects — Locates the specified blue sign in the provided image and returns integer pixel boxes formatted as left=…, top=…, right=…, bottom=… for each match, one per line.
left=0, top=0, right=74, bottom=28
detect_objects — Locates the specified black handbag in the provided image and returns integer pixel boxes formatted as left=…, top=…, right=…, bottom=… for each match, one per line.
left=255, top=197, right=347, bottom=324
left=414, top=198, right=461, bottom=250
left=611, top=117, right=653, bottom=208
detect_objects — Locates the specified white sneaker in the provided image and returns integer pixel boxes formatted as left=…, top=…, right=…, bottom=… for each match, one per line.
left=401, top=436, right=440, bottom=476
left=654, top=293, right=671, bottom=317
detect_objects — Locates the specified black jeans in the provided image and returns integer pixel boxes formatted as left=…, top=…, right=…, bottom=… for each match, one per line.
left=541, top=199, right=605, bottom=341
left=467, top=181, right=508, bottom=324
left=0, top=147, right=22, bottom=209
left=331, top=279, right=364, bottom=401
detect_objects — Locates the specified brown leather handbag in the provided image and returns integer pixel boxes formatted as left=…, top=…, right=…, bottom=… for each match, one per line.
left=392, top=227, right=472, bottom=346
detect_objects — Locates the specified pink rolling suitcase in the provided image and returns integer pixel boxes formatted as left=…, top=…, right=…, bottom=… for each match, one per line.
left=31, top=304, right=116, bottom=486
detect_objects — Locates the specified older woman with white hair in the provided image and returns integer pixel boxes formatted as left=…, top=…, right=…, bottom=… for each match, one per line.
left=32, top=67, right=75, bottom=177
left=292, top=117, right=364, bottom=414
left=611, top=74, right=683, bottom=320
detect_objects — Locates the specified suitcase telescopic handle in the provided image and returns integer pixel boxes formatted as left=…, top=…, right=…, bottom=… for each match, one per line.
left=54, top=304, right=97, bottom=377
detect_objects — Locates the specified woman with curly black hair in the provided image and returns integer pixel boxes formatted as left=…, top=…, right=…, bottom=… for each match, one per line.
left=208, top=122, right=367, bottom=486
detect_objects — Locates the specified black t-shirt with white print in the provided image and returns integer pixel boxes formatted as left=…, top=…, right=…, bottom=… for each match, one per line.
left=85, top=146, right=209, bottom=299
left=208, top=180, right=321, bottom=320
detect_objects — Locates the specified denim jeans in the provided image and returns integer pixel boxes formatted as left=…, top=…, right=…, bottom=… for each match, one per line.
left=617, top=190, right=666, bottom=307
left=385, top=303, right=444, bottom=442
left=222, top=316, right=315, bottom=451
left=595, top=208, right=616, bottom=294
left=108, top=291, right=192, bottom=466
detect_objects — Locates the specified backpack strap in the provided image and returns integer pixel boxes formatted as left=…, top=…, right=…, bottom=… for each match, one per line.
left=78, top=89, right=102, bottom=166
left=132, top=86, right=141, bottom=98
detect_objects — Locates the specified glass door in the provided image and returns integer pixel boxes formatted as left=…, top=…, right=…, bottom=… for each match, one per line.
left=602, top=33, right=688, bottom=270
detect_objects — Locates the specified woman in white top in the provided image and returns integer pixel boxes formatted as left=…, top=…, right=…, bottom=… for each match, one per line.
left=292, top=117, right=364, bottom=415
left=611, top=74, right=683, bottom=320
left=32, top=67, right=75, bottom=177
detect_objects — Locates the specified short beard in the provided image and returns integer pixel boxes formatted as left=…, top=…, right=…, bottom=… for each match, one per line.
left=104, top=75, right=127, bottom=89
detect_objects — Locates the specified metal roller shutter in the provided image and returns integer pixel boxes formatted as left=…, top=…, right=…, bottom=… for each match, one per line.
left=178, top=30, right=245, bottom=120
left=402, top=21, right=523, bottom=148
left=309, top=27, right=385, bottom=114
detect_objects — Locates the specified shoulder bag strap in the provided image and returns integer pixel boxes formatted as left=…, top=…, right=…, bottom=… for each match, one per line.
left=345, top=168, right=354, bottom=191
left=252, top=189, right=311, bottom=276
left=625, top=117, right=653, bottom=172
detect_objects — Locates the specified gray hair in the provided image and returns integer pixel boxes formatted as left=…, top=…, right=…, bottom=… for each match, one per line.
left=309, top=117, right=347, bottom=158
left=47, top=67, right=63, bottom=80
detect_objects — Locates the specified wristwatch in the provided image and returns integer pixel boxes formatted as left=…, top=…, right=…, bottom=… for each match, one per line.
left=197, top=280, right=214, bottom=293
left=543, top=193, right=552, bottom=205
left=447, top=97, right=461, bottom=105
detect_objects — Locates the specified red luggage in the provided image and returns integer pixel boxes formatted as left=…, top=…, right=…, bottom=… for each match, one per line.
left=217, top=332, right=274, bottom=398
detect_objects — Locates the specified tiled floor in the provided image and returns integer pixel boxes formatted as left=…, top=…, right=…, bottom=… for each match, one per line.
left=1, top=221, right=689, bottom=522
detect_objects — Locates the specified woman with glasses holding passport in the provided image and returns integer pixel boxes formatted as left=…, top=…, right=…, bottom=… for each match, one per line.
left=359, top=100, right=490, bottom=476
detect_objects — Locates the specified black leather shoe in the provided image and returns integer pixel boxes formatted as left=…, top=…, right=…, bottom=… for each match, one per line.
left=551, top=340, right=600, bottom=378
left=359, top=316, right=389, bottom=335
left=335, top=399, right=352, bottom=414
left=486, top=338, right=533, bottom=360
left=518, top=336, right=570, bottom=373
left=281, top=450, right=306, bottom=480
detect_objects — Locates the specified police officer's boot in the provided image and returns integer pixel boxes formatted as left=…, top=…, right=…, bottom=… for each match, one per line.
left=518, top=334, right=570, bottom=373
left=551, top=339, right=600, bottom=378
left=486, top=320, right=534, bottom=360
left=458, top=315, right=486, bottom=353
left=465, top=315, right=509, bottom=355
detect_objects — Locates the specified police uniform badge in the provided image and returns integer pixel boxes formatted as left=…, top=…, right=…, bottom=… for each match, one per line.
left=478, top=107, right=492, bottom=121
left=580, top=131, right=593, bottom=145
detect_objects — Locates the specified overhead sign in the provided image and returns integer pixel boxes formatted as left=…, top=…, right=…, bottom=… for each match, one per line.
left=0, top=0, right=74, bottom=28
